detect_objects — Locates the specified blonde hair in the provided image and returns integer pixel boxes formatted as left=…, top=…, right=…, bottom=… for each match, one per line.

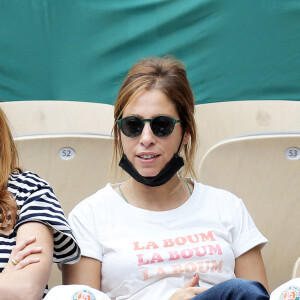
left=0, top=107, right=21, bottom=232
left=112, top=56, right=197, bottom=179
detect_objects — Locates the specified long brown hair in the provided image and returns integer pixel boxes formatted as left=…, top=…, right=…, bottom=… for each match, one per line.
left=0, top=107, right=21, bottom=233
left=112, top=56, right=198, bottom=179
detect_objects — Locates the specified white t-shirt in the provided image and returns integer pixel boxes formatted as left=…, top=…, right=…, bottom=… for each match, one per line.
left=69, top=180, right=267, bottom=300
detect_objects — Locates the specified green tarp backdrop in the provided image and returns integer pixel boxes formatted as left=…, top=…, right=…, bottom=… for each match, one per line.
left=0, top=0, right=300, bottom=104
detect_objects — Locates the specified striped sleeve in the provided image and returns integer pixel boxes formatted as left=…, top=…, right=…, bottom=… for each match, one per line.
left=11, top=172, right=80, bottom=264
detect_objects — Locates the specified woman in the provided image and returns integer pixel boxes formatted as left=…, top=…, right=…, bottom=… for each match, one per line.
left=62, top=57, right=270, bottom=300
left=0, top=107, right=80, bottom=300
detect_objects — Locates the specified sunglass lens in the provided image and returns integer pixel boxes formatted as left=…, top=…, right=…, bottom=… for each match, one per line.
left=152, top=116, right=174, bottom=137
left=122, top=117, right=143, bottom=137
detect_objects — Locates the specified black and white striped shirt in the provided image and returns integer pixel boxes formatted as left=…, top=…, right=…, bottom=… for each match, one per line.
left=0, top=171, right=81, bottom=298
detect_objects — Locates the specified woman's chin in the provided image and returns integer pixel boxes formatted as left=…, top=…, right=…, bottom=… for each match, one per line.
left=138, top=169, right=160, bottom=178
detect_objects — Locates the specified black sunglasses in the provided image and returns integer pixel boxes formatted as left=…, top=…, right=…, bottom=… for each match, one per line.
left=117, top=115, right=183, bottom=138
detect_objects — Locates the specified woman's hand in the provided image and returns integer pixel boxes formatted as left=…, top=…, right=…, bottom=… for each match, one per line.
left=2, top=236, right=42, bottom=273
left=0, top=222, right=53, bottom=300
left=168, top=273, right=209, bottom=300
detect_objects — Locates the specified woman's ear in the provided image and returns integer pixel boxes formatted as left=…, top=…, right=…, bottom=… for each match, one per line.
left=182, top=131, right=191, bottom=145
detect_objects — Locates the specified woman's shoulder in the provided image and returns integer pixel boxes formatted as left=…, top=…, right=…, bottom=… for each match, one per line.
left=8, top=171, right=60, bottom=209
left=193, top=180, right=243, bottom=205
left=7, top=171, right=54, bottom=200
left=193, top=181, right=250, bottom=226
left=8, top=171, right=51, bottom=190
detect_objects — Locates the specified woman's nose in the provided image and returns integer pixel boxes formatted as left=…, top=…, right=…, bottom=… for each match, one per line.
left=139, top=122, right=155, bottom=146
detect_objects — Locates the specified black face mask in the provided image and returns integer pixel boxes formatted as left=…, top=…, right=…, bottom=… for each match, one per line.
left=119, top=153, right=184, bottom=187
left=119, top=133, right=185, bottom=187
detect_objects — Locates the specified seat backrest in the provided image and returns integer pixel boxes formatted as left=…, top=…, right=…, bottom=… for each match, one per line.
left=14, top=134, right=115, bottom=215
left=197, top=133, right=300, bottom=291
left=1, top=100, right=114, bottom=136
left=195, top=100, right=300, bottom=163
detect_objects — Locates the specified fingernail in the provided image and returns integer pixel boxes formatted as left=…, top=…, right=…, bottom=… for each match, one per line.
left=35, top=247, right=42, bottom=251
left=34, top=258, right=40, bottom=262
